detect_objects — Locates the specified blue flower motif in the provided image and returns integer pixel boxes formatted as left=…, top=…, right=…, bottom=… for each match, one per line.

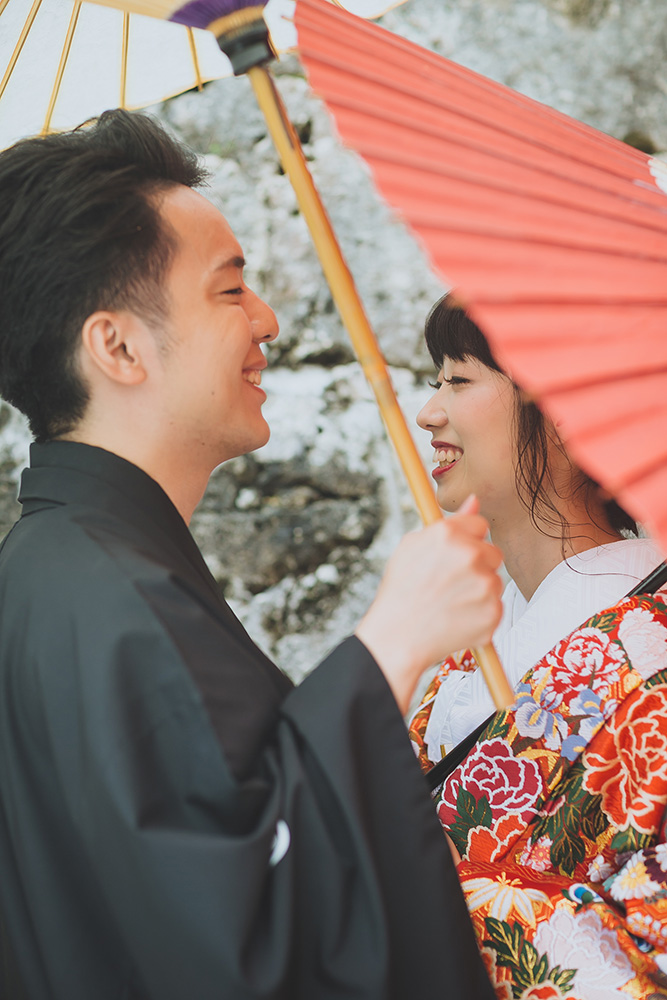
left=570, top=688, right=602, bottom=716
left=515, top=683, right=567, bottom=749
left=561, top=732, right=587, bottom=761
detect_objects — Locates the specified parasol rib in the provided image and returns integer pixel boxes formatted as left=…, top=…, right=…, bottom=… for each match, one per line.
left=186, top=27, right=204, bottom=90
left=120, top=11, right=130, bottom=109
left=43, top=2, right=83, bottom=135
left=0, top=0, right=43, bottom=102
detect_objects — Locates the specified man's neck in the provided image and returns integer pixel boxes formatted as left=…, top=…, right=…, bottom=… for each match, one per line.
left=59, top=426, right=209, bottom=525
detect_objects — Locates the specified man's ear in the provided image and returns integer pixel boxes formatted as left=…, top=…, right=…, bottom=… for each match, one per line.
left=80, top=311, right=149, bottom=386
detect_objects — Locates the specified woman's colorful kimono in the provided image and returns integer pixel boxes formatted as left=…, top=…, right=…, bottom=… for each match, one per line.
left=411, top=593, right=667, bottom=1000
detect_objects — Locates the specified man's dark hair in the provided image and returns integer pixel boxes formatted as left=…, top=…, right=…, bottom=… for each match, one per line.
left=425, top=293, right=638, bottom=539
left=0, top=110, right=207, bottom=442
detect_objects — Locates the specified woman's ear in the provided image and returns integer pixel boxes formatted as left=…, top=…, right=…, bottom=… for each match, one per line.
left=80, top=311, right=148, bottom=386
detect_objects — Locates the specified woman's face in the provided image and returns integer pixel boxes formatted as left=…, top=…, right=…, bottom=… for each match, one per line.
left=416, top=355, right=520, bottom=522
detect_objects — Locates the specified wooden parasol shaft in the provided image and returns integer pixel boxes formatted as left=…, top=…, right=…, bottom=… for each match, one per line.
left=248, top=64, right=513, bottom=711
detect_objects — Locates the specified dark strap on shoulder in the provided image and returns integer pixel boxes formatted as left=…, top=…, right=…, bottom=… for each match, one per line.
left=425, top=713, right=494, bottom=792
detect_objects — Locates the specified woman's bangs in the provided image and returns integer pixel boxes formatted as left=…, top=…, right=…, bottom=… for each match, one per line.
left=424, top=295, right=502, bottom=372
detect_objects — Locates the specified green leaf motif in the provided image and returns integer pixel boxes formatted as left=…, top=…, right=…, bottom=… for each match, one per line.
left=610, top=826, right=653, bottom=854
left=579, top=791, right=606, bottom=843
left=447, top=786, right=492, bottom=854
left=483, top=919, right=575, bottom=999
left=587, top=610, right=622, bottom=634
left=551, top=965, right=577, bottom=992
left=483, top=917, right=524, bottom=968
left=485, top=712, right=512, bottom=741
left=515, top=941, right=549, bottom=991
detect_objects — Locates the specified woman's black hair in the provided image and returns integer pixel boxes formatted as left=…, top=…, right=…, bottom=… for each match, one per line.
left=424, top=294, right=638, bottom=538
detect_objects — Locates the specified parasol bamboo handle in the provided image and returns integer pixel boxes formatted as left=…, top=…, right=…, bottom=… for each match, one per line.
left=248, top=65, right=513, bottom=711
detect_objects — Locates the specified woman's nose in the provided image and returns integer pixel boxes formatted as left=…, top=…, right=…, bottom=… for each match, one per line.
left=416, top=393, right=447, bottom=431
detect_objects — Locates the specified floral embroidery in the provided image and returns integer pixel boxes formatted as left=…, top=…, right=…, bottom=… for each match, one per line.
left=518, top=836, right=553, bottom=872
left=426, top=594, right=667, bottom=1000
left=462, top=873, right=551, bottom=929
left=587, top=854, right=614, bottom=883
left=583, top=684, right=667, bottom=835
left=533, top=909, right=634, bottom=1000
left=617, top=607, right=667, bottom=679
left=439, top=738, right=543, bottom=828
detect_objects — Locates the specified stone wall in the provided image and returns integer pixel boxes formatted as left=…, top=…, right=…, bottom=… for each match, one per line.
left=1, top=0, right=666, bottom=680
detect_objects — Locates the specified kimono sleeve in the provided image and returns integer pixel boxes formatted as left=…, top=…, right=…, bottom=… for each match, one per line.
left=14, top=551, right=492, bottom=1000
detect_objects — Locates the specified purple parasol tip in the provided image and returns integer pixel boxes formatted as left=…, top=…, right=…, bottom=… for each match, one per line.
left=169, top=0, right=266, bottom=30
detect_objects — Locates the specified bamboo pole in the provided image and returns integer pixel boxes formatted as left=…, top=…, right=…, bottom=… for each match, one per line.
left=248, top=64, right=513, bottom=711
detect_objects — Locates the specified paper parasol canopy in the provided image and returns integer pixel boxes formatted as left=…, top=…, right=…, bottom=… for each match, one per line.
left=0, top=0, right=404, bottom=148
left=296, top=0, right=667, bottom=559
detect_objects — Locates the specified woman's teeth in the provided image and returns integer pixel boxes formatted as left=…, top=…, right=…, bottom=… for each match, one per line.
left=435, top=447, right=462, bottom=466
left=243, top=370, right=262, bottom=385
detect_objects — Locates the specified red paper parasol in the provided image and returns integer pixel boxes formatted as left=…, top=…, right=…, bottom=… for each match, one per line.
left=296, top=0, right=667, bottom=559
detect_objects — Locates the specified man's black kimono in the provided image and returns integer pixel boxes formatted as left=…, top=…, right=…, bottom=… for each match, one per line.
left=0, top=442, right=492, bottom=1000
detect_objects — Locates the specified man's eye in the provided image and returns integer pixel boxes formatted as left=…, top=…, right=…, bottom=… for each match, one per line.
left=222, top=287, right=243, bottom=296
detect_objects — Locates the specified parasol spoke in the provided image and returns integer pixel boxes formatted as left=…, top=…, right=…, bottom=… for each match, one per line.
left=120, top=10, right=130, bottom=107
left=42, top=2, right=82, bottom=134
left=186, top=25, right=204, bottom=89
left=0, top=0, right=42, bottom=102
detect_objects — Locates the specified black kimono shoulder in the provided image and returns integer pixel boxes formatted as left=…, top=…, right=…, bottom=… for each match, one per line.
left=0, top=441, right=492, bottom=1000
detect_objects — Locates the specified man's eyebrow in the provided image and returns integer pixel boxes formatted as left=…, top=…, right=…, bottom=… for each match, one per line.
left=210, top=255, right=246, bottom=274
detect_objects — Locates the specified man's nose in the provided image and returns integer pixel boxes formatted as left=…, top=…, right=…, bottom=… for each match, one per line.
left=248, top=289, right=279, bottom=343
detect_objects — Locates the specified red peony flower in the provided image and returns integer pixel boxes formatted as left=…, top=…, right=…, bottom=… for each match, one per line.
left=438, top=738, right=544, bottom=827
left=583, top=684, right=667, bottom=834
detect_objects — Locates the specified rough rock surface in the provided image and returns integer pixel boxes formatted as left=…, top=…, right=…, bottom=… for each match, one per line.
left=1, top=0, right=666, bottom=680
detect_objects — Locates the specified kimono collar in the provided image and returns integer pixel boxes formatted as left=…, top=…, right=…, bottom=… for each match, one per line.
left=19, top=441, right=215, bottom=598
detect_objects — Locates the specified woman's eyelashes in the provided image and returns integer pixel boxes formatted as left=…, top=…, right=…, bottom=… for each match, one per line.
left=428, top=375, right=470, bottom=390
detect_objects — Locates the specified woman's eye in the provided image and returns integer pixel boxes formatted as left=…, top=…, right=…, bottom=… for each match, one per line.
left=428, top=380, right=442, bottom=390
left=444, top=376, right=470, bottom=386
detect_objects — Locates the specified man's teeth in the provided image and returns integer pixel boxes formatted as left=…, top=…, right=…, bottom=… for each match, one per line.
left=434, top=447, right=462, bottom=466
left=243, top=370, right=262, bottom=385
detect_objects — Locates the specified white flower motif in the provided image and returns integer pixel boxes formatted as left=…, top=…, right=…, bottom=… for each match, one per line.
left=618, top=607, right=667, bottom=680
left=609, top=851, right=662, bottom=902
left=588, top=854, right=614, bottom=883
left=654, top=842, right=667, bottom=872
left=461, top=873, right=549, bottom=929
left=534, top=908, right=634, bottom=1000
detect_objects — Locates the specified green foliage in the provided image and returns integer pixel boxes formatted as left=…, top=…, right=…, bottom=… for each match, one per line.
left=587, top=610, right=623, bottom=634
left=447, top=786, right=492, bottom=854
left=533, top=759, right=604, bottom=877
left=610, top=827, right=654, bottom=854
left=484, top=918, right=576, bottom=998
left=485, top=712, right=512, bottom=741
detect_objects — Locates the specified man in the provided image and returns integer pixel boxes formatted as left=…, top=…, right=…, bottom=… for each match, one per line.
left=0, top=110, right=502, bottom=999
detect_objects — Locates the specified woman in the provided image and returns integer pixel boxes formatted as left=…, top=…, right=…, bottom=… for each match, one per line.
left=411, top=295, right=667, bottom=999
left=408, top=295, right=662, bottom=767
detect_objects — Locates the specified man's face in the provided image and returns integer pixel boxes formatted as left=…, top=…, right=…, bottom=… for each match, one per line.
left=155, top=185, right=278, bottom=468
